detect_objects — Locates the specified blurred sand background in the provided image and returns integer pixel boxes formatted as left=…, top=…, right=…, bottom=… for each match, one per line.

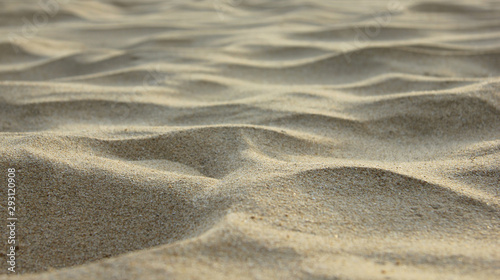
left=0, top=0, right=499, bottom=279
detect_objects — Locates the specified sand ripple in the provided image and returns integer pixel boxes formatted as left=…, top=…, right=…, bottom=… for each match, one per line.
left=0, top=0, right=499, bottom=279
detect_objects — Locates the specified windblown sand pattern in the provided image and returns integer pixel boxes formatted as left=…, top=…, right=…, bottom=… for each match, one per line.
left=0, top=0, right=499, bottom=279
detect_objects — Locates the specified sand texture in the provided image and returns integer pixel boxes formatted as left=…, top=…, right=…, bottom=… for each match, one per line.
left=0, top=0, right=499, bottom=279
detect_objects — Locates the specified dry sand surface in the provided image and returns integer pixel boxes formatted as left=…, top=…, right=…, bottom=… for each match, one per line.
left=0, top=0, right=499, bottom=279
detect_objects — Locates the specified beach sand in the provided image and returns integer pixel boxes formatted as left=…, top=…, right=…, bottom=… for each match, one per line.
left=0, top=0, right=499, bottom=279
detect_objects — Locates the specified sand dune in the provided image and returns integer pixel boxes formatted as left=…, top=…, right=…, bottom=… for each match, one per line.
left=0, top=0, right=499, bottom=279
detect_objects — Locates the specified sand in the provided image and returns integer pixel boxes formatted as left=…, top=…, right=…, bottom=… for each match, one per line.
left=0, top=0, right=499, bottom=279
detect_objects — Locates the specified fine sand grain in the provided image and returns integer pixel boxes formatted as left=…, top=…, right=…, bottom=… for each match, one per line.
left=0, top=0, right=499, bottom=279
